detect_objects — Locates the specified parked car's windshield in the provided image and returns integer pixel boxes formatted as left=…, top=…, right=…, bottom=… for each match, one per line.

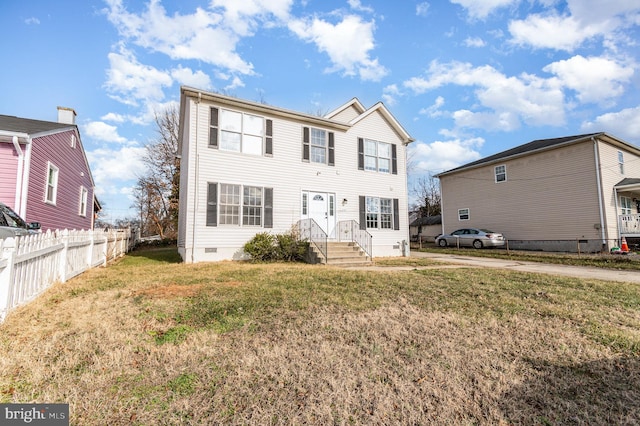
left=0, top=204, right=27, bottom=229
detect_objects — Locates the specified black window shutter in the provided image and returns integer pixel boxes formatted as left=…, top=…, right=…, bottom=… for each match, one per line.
left=209, top=107, right=219, bottom=148
left=206, top=183, right=218, bottom=226
left=302, top=127, right=310, bottom=161
left=265, top=119, right=273, bottom=155
left=328, top=132, right=335, bottom=166
left=359, top=196, right=366, bottom=230
left=358, top=138, right=364, bottom=170
left=391, top=144, right=398, bottom=175
left=393, top=198, right=400, bottom=230
left=264, top=188, right=273, bottom=228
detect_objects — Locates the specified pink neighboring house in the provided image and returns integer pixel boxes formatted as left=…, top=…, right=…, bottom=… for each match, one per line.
left=0, top=107, right=99, bottom=231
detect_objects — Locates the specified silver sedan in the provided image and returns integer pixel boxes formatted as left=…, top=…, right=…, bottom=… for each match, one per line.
left=436, top=228, right=505, bottom=249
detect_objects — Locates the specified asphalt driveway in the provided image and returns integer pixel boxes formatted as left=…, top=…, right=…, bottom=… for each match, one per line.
left=408, top=251, right=640, bottom=284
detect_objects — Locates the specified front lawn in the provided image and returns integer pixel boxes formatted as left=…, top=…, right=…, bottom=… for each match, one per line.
left=1, top=247, right=639, bottom=424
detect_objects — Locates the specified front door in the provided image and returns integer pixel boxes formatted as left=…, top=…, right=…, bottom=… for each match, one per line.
left=303, top=191, right=336, bottom=238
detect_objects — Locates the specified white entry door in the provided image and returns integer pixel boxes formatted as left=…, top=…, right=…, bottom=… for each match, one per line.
left=303, top=191, right=336, bottom=238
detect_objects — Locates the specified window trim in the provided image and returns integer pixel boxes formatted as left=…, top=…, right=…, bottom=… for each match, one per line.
left=364, top=196, right=395, bottom=230
left=210, top=107, right=270, bottom=156
left=207, top=183, right=272, bottom=228
left=79, top=186, right=88, bottom=217
left=363, top=138, right=392, bottom=174
left=618, top=151, right=625, bottom=175
left=494, top=164, right=507, bottom=183
left=45, top=162, right=59, bottom=205
left=458, top=208, right=470, bottom=221
left=621, top=196, right=633, bottom=215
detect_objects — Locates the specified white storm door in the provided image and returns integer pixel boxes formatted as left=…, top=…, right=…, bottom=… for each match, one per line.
left=306, top=191, right=336, bottom=238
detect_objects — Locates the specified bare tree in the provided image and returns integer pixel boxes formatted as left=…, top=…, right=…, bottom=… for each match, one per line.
left=411, top=174, right=441, bottom=217
left=132, top=105, right=180, bottom=239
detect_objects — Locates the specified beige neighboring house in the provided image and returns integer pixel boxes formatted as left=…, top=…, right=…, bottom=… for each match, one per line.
left=437, top=133, right=640, bottom=252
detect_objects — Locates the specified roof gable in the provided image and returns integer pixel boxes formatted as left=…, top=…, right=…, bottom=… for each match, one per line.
left=349, top=102, right=414, bottom=144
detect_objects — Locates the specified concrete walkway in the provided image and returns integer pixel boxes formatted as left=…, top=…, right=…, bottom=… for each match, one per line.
left=408, top=251, right=640, bottom=284
left=346, top=251, right=640, bottom=284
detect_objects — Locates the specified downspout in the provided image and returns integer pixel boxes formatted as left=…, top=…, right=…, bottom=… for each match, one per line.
left=592, top=137, right=607, bottom=249
left=191, top=92, right=202, bottom=263
left=12, top=136, right=24, bottom=213
left=20, top=138, right=33, bottom=219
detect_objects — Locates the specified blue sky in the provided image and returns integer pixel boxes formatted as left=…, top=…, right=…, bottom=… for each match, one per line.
left=2, top=0, right=640, bottom=221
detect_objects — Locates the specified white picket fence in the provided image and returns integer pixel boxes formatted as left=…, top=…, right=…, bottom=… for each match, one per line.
left=0, top=229, right=132, bottom=322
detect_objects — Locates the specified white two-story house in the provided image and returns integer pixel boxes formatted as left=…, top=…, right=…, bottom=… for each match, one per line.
left=177, top=87, right=414, bottom=263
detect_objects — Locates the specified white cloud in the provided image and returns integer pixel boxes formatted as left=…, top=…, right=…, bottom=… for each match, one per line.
left=404, top=61, right=566, bottom=131
left=419, top=96, right=445, bottom=118
left=105, top=45, right=173, bottom=106
left=24, top=17, right=40, bottom=25
left=100, top=112, right=127, bottom=123
left=408, top=137, right=484, bottom=175
left=416, top=2, right=430, bottom=17
left=508, top=1, right=640, bottom=52
left=582, top=106, right=640, bottom=141
left=103, top=0, right=255, bottom=75
left=170, top=66, right=213, bottom=89
left=86, top=146, right=147, bottom=196
left=509, top=14, right=604, bottom=51
left=450, top=0, right=516, bottom=20
left=382, top=84, right=401, bottom=106
left=543, top=55, right=634, bottom=104
left=463, top=36, right=485, bottom=47
left=83, top=121, right=127, bottom=144
left=289, top=14, right=388, bottom=81
left=210, top=0, right=293, bottom=35
left=348, top=0, right=374, bottom=14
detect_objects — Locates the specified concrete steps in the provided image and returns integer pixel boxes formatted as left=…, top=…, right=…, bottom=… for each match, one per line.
left=309, top=241, right=372, bottom=266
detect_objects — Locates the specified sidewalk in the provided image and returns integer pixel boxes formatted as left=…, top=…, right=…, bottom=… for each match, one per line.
left=408, top=251, right=640, bottom=284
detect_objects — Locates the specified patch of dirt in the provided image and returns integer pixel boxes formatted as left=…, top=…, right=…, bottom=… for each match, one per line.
left=134, top=284, right=204, bottom=299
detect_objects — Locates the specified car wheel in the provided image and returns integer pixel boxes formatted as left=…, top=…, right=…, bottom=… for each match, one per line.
left=472, top=239, right=483, bottom=249
left=438, top=239, right=447, bottom=247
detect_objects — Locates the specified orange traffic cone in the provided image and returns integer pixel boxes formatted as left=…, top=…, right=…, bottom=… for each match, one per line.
left=621, top=236, right=630, bottom=252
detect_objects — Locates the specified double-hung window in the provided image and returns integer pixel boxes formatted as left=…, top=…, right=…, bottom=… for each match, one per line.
left=361, top=197, right=399, bottom=229
left=495, top=165, right=506, bottom=182
left=209, top=107, right=273, bottom=155
left=46, top=162, right=59, bottom=204
left=207, top=183, right=273, bottom=228
left=219, top=110, right=263, bottom=155
left=618, top=151, right=625, bottom=175
left=365, top=139, right=391, bottom=173
left=358, top=138, right=397, bottom=174
left=302, top=127, right=335, bottom=165
left=79, top=186, right=88, bottom=217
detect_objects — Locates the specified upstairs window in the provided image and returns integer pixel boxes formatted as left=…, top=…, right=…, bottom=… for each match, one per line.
left=79, top=186, right=88, bottom=217
left=618, top=151, right=625, bottom=175
left=495, top=165, right=507, bottom=182
left=358, top=138, right=397, bottom=174
left=302, top=127, right=335, bottom=165
left=46, top=162, right=59, bottom=205
left=209, top=107, right=273, bottom=156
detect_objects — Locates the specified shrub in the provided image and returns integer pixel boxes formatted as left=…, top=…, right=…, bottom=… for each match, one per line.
left=243, top=229, right=309, bottom=263
left=243, top=232, right=278, bottom=262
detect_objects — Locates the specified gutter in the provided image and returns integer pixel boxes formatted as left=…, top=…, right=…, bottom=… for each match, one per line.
left=592, top=137, right=607, bottom=248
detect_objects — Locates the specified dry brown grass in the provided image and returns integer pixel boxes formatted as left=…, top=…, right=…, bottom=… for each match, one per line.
left=1, top=248, right=639, bottom=425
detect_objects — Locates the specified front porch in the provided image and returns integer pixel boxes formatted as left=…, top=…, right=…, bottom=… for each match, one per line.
left=620, top=214, right=640, bottom=237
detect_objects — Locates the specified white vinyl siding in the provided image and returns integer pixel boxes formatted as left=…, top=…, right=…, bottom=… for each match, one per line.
left=178, top=95, right=410, bottom=262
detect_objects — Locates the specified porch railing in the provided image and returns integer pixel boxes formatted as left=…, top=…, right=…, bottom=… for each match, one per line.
left=297, top=219, right=327, bottom=261
left=619, top=214, right=640, bottom=235
left=337, top=220, right=372, bottom=259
